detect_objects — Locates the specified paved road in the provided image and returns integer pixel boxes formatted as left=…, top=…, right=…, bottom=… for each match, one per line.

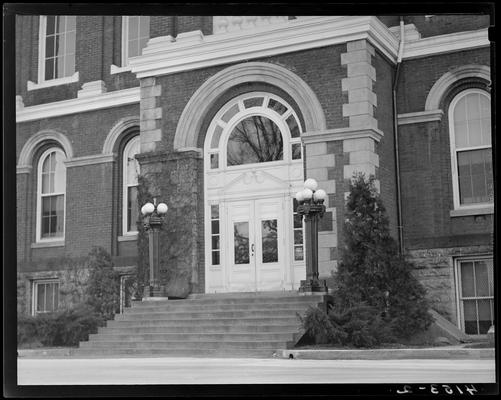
left=17, top=357, right=495, bottom=385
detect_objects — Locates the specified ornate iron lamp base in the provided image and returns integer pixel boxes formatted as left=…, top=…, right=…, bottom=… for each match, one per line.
left=299, top=278, right=328, bottom=294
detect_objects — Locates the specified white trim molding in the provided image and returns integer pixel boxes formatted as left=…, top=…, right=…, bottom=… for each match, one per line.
left=173, top=62, right=326, bottom=150
left=16, top=87, right=140, bottom=123
left=64, top=154, right=116, bottom=168
left=397, top=109, right=444, bottom=125
left=403, top=29, right=490, bottom=60
left=450, top=205, right=494, bottom=217
left=27, top=72, right=79, bottom=91
left=102, top=116, right=140, bottom=154
left=425, top=64, right=491, bottom=111
left=301, top=127, right=384, bottom=144
left=129, top=16, right=400, bottom=78
left=17, top=130, right=74, bottom=169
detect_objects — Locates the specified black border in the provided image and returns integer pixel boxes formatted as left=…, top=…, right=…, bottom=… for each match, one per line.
left=3, top=1, right=499, bottom=398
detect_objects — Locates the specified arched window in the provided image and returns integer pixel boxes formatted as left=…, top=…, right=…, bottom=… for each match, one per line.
left=36, top=148, right=66, bottom=241
left=206, top=92, right=303, bottom=170
left=449, top=89, right=492, bottom=209
left=123, top=136, right=140, bottom=235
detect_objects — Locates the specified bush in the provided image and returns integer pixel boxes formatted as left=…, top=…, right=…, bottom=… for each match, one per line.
left=85, top=246, right=120, bottom=320
left=17, top=306, right=103, bottom=347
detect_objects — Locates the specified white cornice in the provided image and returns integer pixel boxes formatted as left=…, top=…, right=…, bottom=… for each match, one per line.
left=129, top=16, right=400, bottom=78
left=16, top=87, right=140, bottom=123
left=302, top=127, right=384, bottom=144
left=397, top=109, right=444, bottom=125
left=403, top=29, right=489, bottom=60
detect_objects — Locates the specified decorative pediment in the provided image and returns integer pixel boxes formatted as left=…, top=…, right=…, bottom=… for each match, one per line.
left=222, top=169, right=289, bottom=194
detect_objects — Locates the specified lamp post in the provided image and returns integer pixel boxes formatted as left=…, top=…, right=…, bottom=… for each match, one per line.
left=141, top=199, right=168, bottom=298
left=296, top=178, right=328, bottom=294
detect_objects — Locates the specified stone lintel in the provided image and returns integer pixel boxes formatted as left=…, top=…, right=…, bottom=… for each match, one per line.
left=302, top=127, right=384, bottom=145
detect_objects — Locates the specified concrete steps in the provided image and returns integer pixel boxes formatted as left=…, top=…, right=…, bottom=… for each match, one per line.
left=73, top=292, right=327, bottom=358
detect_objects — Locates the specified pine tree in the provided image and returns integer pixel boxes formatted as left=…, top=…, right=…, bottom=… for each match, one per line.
left=335, top=173, right=433, bottom=339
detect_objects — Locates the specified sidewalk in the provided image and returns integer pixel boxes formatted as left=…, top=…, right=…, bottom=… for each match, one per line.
left=18, top=344, right=495, bottom=360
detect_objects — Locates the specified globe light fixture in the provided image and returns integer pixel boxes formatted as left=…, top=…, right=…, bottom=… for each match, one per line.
left=295, top=179, right=328, bottom=294
left=142, top=198, right=169, bottom=298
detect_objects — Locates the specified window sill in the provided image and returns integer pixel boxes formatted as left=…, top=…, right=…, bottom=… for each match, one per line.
left=450, top=205, right=494, bottom=217
left=27, top=72, right=79, bottom=91
left=31, top=240, right=65, bottom=248
left=110, top=64, right=131, bottom=75
left=118, top=234, right=138, bottom=242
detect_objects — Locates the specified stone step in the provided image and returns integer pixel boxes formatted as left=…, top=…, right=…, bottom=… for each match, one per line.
left=98, top=324, right=300, bottom=334
left=126, top=301, right=321, bottom=313
left=114, top=309, right=308, bottom=320
left=133, top=294, right=323, bottom=307
left=88, top=332, right=293, bottom=342
left=104, top=318, right=301, bottom=329
left=71, top=348, right=276, bottom=358
left=79, top=340, right=285, bottom=350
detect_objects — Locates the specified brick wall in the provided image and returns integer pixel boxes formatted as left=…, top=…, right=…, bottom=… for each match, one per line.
left=404, top=15, right=490, bottom=38
left=373, top=50, right=398, bottom=239
left=396, top=48, right=490, bottom=114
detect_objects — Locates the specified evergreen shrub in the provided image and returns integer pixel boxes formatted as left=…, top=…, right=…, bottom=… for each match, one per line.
left=301, top=174, right=433, bottom=347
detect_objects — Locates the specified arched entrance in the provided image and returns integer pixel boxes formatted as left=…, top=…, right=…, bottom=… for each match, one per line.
left=204, top=92, right=306, bottom=292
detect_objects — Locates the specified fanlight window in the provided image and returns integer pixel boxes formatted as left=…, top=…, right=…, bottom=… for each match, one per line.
left=206, top=93, right=303, bottom=170
left=227, top=116, right=283, bottom=166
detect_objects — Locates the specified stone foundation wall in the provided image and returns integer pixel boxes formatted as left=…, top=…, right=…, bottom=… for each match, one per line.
left=407, top=244, right=493, bottom=326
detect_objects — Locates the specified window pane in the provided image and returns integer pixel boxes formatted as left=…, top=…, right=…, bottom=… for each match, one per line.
left=210, top=153, right=219, bottom=169
left=211, top=204, right=219, bottom=219
left=294, top=213, right=302, bottom=229
left=458, top=149, right=491, bottom=204
left=127, top=186, right=138, bottom=231
left=46, top=35, right=55, bottom=58
left=467, top=119, right=483, bottom=147
left=234, top=222, right=249, bottom=264
left=475, top=261, right=490, bottom=297
left=460, top=262, right=475, bottom=297
left=227, top=116, right=283, bottom=166
left=294, top=229, right=303, bottom=245
left=294, top=245, right=304, bottom=261
left=286, top=115, right=300, bottom=138
left=128, top=16, right=139, bottom=39
left=454, top=97, right=467, bottom=123
left=477, top=300, right=492, bottom=334
left=66, top=30, right=76, bottom=55
left=41, top=215, right=51, bottom=237
left=292, top=143, right=302, bottom=160
left=45, top=58, right=55, bottom=80
left=211, top=220, right=219, bottom=235
left=212, top=235, right=220, bottom=250
left=139, top=16, right=150, bottom=37
left=128, top=38, right=140, bottom=58
left=37, top=284, right=46, bottom=312
left=211, top=125, right=223, bottom=149
left=55, top=195, right=64, bottom=236
left=46, top=16, right=56, bottom=35
left=221, top=104, right=240, bottom=123
left=262, top=219, right=278, bottom=263
left=53, top=153, right=66, bottom=193
left=212, top=251, right=220, bottom=266
left=268, top=98, right=287, bottom=115
left=454, top=122, right=468, bottom=148
left=42, top=172, right=51, bottom=194
left=243, top=97, right=263, bottom=109
left=463, top=300, right=478, bottom=334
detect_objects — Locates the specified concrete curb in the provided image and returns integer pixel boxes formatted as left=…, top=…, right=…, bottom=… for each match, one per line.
left=18, top=346, right=495, bottom=360
left=277, top=347, right=495, bottom=360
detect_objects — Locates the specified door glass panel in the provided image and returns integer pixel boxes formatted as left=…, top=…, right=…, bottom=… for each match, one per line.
left=261, top=219, right=278, bottom=263
left=234, top=222, right=249, bottom=264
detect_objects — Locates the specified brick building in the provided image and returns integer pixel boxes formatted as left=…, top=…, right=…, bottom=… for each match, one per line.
left=15, top=14, right=494, bottom=337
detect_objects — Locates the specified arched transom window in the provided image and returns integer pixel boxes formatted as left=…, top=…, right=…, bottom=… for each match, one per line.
left=123, top=136, right=140, bottom=235
left=37, top=148, right=66, bottom=241
left=449, top=89, right=492, bottom=209
left=206, top=93, right=303, bottom=170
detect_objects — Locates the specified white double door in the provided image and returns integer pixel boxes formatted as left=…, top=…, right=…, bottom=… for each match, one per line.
left=226, top=197, right=285, bottom=292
